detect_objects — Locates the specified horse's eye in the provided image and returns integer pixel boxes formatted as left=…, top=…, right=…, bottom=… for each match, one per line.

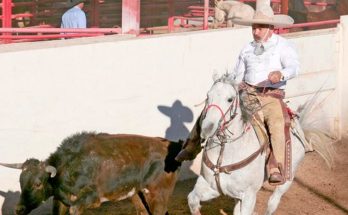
left=228, top=98, right=233, bottom=102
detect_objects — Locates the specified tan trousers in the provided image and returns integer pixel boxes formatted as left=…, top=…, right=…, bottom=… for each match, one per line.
left=240, top=84, right=291, bottom=175
left=258, top=94, right=290, bottom=173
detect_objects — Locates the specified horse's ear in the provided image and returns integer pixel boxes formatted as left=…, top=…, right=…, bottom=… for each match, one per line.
left=212, top=71, right=221, bottom=82
left=223, top=74, right=239, bottom=90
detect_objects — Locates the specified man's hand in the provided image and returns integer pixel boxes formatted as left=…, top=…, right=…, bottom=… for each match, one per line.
left=268, top=71, right=283, bottom=84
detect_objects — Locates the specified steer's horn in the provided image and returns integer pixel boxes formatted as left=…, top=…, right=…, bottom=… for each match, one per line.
left=45, top=165, right=57, bottom=178
left=0, top=162, right=23, bottom=169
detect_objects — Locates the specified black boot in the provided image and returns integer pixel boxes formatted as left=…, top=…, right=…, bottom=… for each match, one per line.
left=269, top=172, right=284, bottom=185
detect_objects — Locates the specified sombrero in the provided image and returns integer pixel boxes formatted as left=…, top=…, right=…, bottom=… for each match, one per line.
left=233, top=4, right=294, bottom=27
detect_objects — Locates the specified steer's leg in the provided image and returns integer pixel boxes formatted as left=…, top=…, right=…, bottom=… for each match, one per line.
left=188, top=176, right=220, bottom=215
left=68, top=206, right=82, bottom=215
left=143, top=171, right=178, bottom=215
left=53, top=199, right=69, bottom=215
left=131, top=194, right=149, bottom=215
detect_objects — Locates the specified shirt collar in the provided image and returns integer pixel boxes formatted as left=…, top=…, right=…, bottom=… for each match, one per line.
left=251, top=33, right=277, bottom=50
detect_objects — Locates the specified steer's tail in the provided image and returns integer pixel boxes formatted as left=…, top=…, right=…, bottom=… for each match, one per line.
left=296, top=90, right=336, bottom=168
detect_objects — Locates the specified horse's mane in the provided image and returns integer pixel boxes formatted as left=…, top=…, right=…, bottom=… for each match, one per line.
left=213, top=73, right=236, bottom=85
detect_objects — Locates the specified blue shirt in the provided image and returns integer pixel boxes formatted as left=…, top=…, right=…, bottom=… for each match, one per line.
left=61, top=6, right=86, bottom=28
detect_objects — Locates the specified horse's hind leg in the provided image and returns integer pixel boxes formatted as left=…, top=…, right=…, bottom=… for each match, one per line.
left=264, top=181, right=293, bottom=215
left=188, top=176, right=220, bottom=215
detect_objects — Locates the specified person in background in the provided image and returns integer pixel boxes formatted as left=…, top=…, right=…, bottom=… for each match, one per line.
left=61, top=0, right=86, bottom=28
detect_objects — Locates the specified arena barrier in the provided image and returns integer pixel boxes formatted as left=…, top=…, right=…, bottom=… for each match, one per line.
left=0, top=14, right=347, bottom=213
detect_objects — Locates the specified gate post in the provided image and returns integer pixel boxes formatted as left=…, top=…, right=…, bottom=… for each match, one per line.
left=203, top=0, right=209, bottom=30
left=281, top=0, right=289, bottom=14
left=122, top=0, right=140, bottom=35
left=2, top=0, right=12, bottom=28
left=90, top=0, right=100, bottom=27
left=1, top=0, right=12, bottom=43
left=338, top=15, right=348, bottom=137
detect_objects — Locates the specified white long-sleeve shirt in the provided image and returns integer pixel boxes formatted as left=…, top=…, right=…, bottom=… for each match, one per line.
left=232, top=33, right=299, bottom=89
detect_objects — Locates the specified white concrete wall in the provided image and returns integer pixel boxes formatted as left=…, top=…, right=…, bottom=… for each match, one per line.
left=0, top=16, right=347, bottom=213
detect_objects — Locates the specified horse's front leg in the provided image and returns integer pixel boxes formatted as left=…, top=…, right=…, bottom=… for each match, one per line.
left=188, top=176, right=220, bottom=215
left=240, top=190, right=257, bottom=215
left=265, top=181, right=293, bottom=215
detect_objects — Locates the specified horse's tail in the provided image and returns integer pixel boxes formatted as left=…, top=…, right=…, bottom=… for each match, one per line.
left=296, top=90, right=336, bottom=168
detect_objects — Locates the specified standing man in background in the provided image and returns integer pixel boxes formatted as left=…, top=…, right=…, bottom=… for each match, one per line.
left=61, top=0, right=87, bottom=28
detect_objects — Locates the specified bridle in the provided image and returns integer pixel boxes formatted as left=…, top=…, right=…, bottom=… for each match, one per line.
left=201, top=83, right=265, bottom=195
left=202, top=92, right=242, bottom=142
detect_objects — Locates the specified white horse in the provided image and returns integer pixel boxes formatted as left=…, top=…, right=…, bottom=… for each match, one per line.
left=187, top=74, right=334, bottom=215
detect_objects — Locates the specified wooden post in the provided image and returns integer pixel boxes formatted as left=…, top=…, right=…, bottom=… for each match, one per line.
left=122, top=0, right=140, bottom=35
left=90, top=0, right=100, bottom=27
left=168, top=0, right=175, bottom=18
left=281, top=0, right=289, bottom=14
left=339, top=16, right=348, bottom=136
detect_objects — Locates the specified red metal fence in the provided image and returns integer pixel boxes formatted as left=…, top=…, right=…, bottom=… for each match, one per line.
left=0, top=0, right=343, bottom=44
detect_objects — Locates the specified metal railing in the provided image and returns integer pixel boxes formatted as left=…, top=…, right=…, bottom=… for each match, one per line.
left=0, top=27, right=121, bottom=43
left=0, top=0, right=341, bottom=43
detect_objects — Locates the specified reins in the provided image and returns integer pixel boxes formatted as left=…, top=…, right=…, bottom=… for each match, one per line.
left=203, top=97, right=239, bottom=134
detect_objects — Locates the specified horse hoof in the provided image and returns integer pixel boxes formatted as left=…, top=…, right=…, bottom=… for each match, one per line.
left=193, top=210, right=202, bottom=215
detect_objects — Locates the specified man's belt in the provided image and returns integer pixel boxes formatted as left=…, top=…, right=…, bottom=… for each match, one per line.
left=244, top=83, right=285, bottom=99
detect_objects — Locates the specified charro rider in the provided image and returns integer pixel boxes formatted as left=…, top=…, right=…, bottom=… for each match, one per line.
left=176, top=4, right=299, bottom=185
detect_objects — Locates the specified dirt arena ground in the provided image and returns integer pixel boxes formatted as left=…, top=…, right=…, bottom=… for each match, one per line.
left=85, top=139, right=348, bottom=215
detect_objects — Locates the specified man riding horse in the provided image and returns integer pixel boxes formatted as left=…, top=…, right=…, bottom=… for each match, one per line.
left=176, top=4, right=298, bottom=185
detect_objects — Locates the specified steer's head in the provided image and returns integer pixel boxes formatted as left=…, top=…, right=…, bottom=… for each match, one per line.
left=0, top=159, right=56, bottom=215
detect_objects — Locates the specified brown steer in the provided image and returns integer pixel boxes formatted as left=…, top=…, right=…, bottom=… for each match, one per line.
left=0, top=132, right=182, bottom=215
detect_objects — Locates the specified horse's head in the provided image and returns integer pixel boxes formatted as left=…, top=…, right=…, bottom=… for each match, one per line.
left=200, top=74, right=239, bottom=139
